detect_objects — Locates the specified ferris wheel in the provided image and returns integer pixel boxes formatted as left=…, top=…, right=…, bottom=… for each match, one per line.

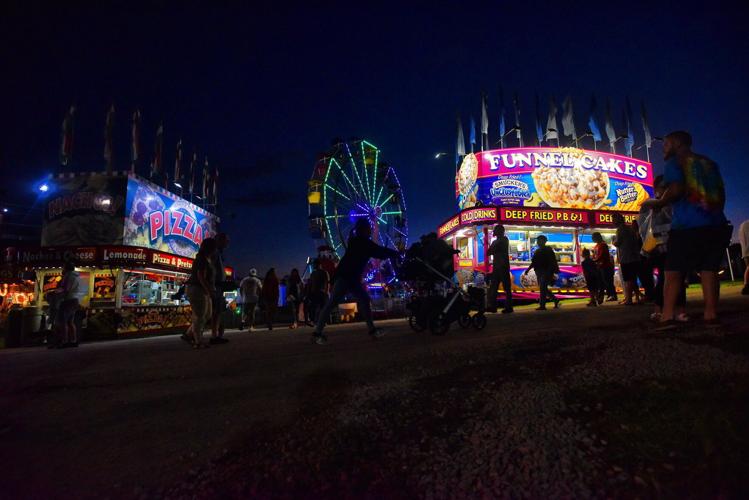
left=308, top=139, right=408, bottom=273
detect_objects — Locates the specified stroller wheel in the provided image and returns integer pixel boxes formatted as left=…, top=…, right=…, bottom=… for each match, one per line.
left=472, top=314, right=487, bottom=330
left=429, top=313, right=450, bottom=336
left=457, top=314, right=472, bottom=329
left=408, top=315, right=426, bottom=332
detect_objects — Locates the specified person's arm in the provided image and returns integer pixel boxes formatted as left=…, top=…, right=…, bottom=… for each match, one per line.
left=524, top=254, right=536, bottom=275
left=643, top=159, right=686, bottom=209
left=613, top=228, right=621, bottom=248
left=366, top=239, right=399, bottom=260
left=196, top=261, right=214, bottom=296
left=487, top=240, right=499, bottom=259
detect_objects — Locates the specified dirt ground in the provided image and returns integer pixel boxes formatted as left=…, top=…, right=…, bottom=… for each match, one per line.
left=1, top=285, right=747, bottom=499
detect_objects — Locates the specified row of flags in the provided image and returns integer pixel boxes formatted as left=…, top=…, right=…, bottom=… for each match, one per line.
left=456, top=93, right=654, bottom=161
left=59, top=105, right=220, bottom=206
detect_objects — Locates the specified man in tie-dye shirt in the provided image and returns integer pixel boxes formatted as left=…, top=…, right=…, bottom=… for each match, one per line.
left=642, top=131, right=730, bottom=327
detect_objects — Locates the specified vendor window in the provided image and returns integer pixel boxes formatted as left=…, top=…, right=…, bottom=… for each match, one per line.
left=122, top=271, right=187, bottom=306
left=506, top=231, right=529, bottom=263
left=456, top=235, right=473, bottom=260
left=528, top=231, right=576, bottom=264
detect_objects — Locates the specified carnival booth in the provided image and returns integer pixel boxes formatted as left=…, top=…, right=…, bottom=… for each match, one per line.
left=441, top=147, right=653, bottom=299
left=5, top=171, right=231, bottom=339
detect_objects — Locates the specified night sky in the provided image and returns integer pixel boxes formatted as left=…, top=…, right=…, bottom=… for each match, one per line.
left=2, top=3, right=747, bottom=276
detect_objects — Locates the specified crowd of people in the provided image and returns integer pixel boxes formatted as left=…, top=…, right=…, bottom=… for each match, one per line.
left=177, top=130, right=739, bottom=349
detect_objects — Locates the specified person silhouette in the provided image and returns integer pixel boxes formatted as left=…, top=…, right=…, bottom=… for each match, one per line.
left=311, top=218, right=399, bottom=344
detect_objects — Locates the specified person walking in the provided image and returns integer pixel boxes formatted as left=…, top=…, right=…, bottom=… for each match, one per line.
left=641, top=131, right=730, bottom=328
left=523, top=235, right=560, bottom=310
left=306, top=258, right=330, bottom=325
left=486, top=224, right=513, bottom=314
left=239, top=268, right=262, bottom=331
left=631, top=220, right=655, bottom=303
left=592, top=232, right=617, bottom=303
left=639, top=175, right=687, bottom=322
left=739, top=219, right=749, bottom=295
left=612, top=213, right=641, bottom=305
left=311, top=218, right=399, bottom=344
left=581, top=248, right=599, bottom=307
left=261, top=268, right=279, bottom=330
left=53, top=261, right=83, bottom=348
left=287, top=268, right=303, bottom=329
left=184, top=237, right=217, bottom=349
left=209, top=232, right=231, bottom=344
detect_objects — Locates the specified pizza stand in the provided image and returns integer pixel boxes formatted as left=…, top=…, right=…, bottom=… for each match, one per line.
left=5, top=171, right=231, bottom=340
left=442, top=147, right=654, bottom=299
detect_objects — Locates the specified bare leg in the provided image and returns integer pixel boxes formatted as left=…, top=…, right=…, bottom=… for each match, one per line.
left=744, top=257, right=749, bottom=286
left=660, top=271, right=682, bottom=321
left=622, top=281, right=633, bottom=304
left=700, top=271, right=720, bottom=321
left=67, top=319, right=77, bottom=343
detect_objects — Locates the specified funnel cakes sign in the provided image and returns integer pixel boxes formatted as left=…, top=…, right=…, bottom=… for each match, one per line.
left=456, top=147, right=653, bottom=212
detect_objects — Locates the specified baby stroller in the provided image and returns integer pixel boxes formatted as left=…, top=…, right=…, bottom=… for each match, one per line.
left=400, top=235, right=487, bottom=335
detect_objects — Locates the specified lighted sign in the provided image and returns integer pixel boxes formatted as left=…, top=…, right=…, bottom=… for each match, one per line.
left=101, top=246, right=148, bottom=264
left=456, top=147, right=653, bottom=212
left=592, top=211, right=639, bottom=226
left=460, top=207, right=497, bottom=225
left=499, top=207, right=590, bottom=226
left=151, top=251, right=194, bottom=271
left=124, top=177, right=218, bottom=258
left=93, top=273, right=116, bottom=300
left=438, top=215, right=460, bottom=237
left=18, top=247, right=97, bottom=265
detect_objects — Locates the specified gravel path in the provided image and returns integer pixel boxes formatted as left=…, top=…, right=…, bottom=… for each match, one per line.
left=164, top=310, right=749, bottom=499
left=2, top=287, right=747, bottom=499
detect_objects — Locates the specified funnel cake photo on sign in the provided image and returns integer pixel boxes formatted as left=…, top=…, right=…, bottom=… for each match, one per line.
left=457, top=153, right=479, bottom=209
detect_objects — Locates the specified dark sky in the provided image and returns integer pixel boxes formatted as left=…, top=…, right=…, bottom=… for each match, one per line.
left=2, top=2, right=748, bottom=275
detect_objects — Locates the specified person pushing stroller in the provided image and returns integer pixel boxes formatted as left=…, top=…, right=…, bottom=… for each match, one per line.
left=311, top=218, right=399, bottom=345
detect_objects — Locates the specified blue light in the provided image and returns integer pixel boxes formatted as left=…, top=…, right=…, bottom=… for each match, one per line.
left=38, top=183, right=49, bottom=193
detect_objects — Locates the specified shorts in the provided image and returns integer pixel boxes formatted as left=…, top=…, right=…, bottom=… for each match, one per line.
left=739, top=220, right=749, bottom=259
left=55, top=298, right=79, bottom=326
left=212, top=292, right=227, bottom=315
left=620, top=261, right=639, bottom=282
left=665, top=225, right=731, bottom=273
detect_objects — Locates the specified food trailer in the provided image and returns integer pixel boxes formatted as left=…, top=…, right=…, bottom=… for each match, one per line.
left=6, top=171, right=231, bottom=338
left=441, top=147, right=653, bottom=298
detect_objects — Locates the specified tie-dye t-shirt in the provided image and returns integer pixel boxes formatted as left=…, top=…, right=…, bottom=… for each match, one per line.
left=663, top=156, right=727, bottom=230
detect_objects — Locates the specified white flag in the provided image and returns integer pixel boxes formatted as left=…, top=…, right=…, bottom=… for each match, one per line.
left=456, top=116, right=466, bottom=157
left=562, top=95, right=577, bottom=140
left=480, top=94, right=489, bottom=135
left=605, top=99, right=616, bottom=147
left=641, top=101, right=652, bottom=149
left=546, top=97, right=558, bottom=141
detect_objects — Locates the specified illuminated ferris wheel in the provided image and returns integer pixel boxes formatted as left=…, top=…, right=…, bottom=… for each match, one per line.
left=308, top=139, right=408, bottom=269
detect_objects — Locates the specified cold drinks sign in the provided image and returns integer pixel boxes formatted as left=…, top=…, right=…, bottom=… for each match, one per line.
left=456, top=146, right=653, bottom=212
